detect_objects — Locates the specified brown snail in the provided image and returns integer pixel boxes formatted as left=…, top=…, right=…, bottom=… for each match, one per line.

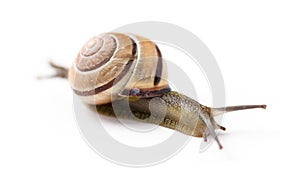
left=44, top=32, right=266, bottom=149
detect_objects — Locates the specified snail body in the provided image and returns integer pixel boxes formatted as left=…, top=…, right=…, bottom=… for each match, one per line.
left=46, top=32, right=266, bottom=149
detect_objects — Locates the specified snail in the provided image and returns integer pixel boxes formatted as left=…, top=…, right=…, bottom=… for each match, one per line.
left=43, top=32, right=266, bottom=149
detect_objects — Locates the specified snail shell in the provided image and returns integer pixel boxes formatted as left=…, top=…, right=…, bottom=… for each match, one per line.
left=68, top=33, right=170, bottom=104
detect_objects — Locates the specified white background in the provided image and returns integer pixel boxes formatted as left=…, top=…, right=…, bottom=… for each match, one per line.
left=0, top=0, right=296, bottom=184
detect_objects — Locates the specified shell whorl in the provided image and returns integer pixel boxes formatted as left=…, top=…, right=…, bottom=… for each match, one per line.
left=76, top=35, right=117, bottom=71
left=68, top=33, right=170, bottom=105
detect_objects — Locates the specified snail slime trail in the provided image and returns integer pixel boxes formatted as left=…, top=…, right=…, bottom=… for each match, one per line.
left=42, top=32, right=266, bottom=149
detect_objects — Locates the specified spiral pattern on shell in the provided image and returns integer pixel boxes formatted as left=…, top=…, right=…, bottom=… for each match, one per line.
left=68, top=33, right=170, bottom=105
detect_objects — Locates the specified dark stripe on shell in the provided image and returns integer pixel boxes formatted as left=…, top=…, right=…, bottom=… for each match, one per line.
left=73, top=60, right=134, bottom=96
left=154, top=45, right=162, bottom=85
left=131, top=39, right=137, bottom=56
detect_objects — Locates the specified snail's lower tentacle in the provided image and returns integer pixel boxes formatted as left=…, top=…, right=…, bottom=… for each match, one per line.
left=202, top=114, right=223, bottom=149
left=209, top=115, right=226, bottom=131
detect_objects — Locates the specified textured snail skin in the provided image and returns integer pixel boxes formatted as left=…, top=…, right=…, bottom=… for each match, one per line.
left=97, top=91, right=210, bottom=137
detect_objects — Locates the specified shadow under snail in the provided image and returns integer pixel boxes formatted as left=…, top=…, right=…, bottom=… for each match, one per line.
left=42, top=32, right=266, bottom=149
